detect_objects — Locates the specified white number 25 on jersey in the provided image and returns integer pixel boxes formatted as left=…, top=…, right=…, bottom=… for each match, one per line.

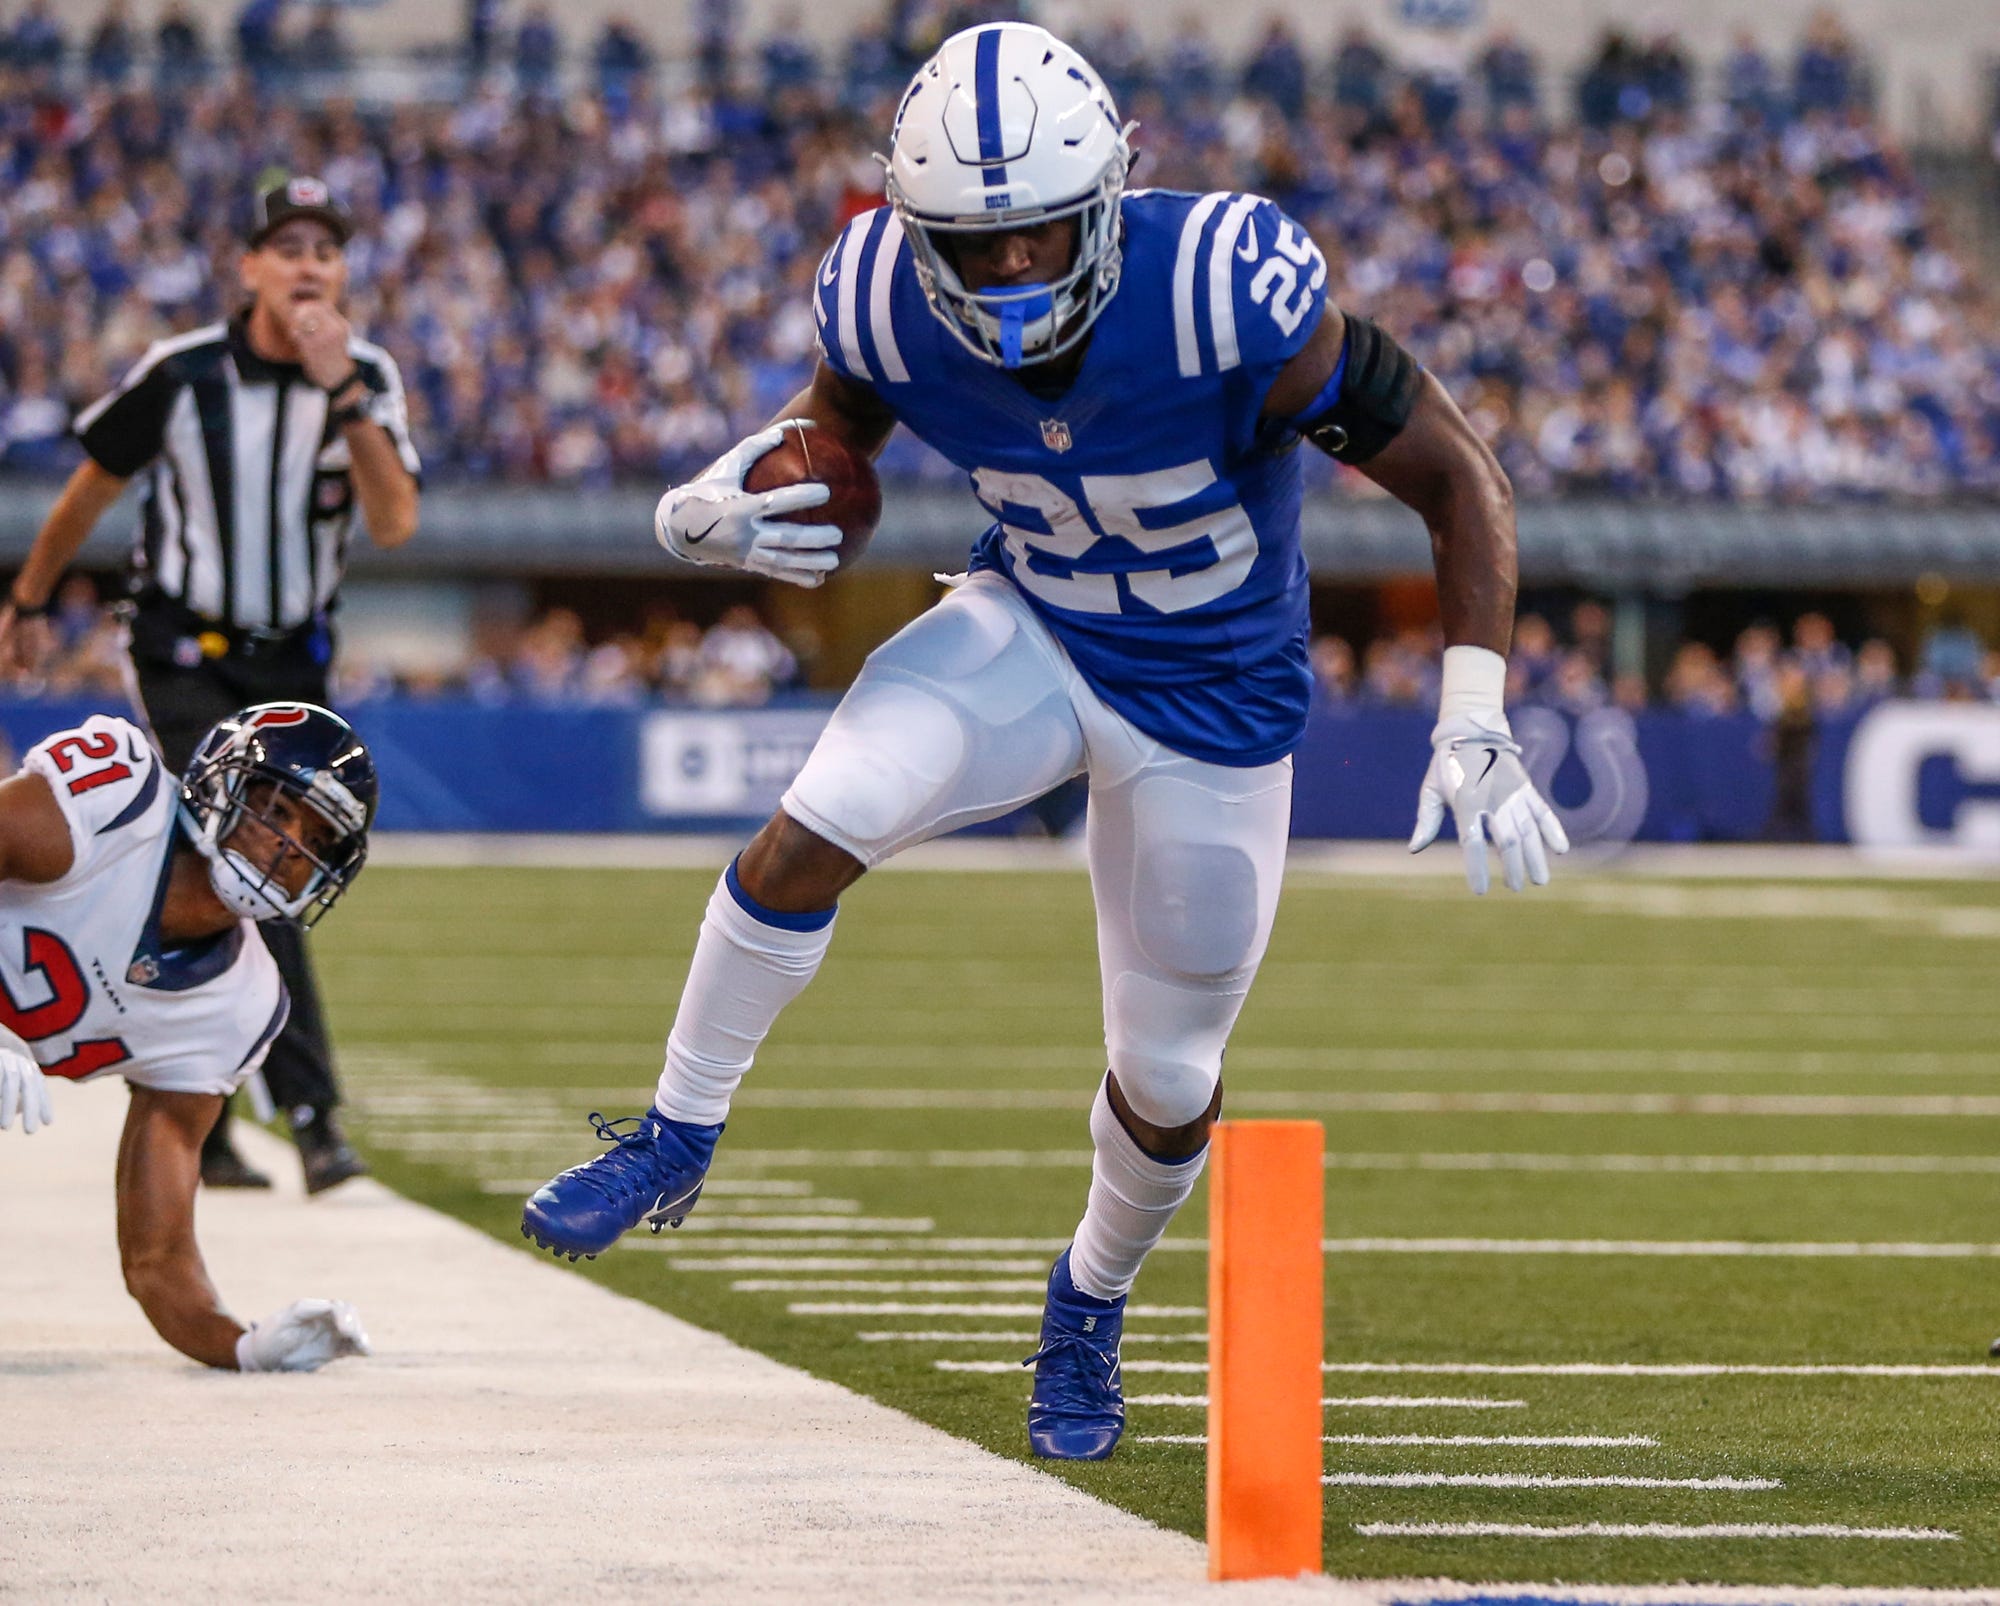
left=972, top=461, right=1256, bottom=616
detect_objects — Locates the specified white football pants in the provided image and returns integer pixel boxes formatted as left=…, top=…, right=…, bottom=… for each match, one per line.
left=783, top=571, right=1293, bottom=1132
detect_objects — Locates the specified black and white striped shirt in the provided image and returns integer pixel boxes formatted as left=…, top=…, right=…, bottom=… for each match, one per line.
left=74, top=317, right=421, bottom=633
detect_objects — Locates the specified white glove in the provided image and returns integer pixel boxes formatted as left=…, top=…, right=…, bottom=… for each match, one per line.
left=236, top=1297, right=372, bottom=1373
left=655, top=420, right=843, bottom=588
left=1409, top=645, right=1570, bottom=895
left=0, top=1039, right=51, bottom=1134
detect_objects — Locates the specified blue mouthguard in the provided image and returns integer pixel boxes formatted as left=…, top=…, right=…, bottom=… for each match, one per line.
left=997, top=285, right=1056, bottom=369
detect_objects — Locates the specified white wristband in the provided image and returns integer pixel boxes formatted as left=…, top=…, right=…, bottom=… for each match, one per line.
left=234, top=1327, right=262, bottom=1373
left=1437, top=644, right=1510, bottom=729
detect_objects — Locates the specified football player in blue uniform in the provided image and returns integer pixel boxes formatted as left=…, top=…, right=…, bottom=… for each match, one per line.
left=524, top=22, right=1566, bottom=1459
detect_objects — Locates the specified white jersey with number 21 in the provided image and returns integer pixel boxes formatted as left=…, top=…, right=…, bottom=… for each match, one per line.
left=0, top=715, right=286, bottom=1097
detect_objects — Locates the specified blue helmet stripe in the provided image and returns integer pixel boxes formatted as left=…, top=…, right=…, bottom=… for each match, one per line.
left=974, top=27, right=1007, bottom=188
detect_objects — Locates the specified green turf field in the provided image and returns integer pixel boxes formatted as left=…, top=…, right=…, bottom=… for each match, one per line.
left=316, top=861, right=2000, bottom=1587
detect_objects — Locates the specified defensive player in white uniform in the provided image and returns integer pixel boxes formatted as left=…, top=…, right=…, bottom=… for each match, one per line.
left=523, top=23, right=1567, bottom=1458
left=0, top=703, right=378, bottom=1373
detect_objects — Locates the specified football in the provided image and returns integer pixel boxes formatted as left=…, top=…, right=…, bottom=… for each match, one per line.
left=742, top=420, right=882, bottom=567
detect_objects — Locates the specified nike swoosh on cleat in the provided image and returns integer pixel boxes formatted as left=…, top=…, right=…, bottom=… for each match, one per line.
left=680, top=515, right=724, bottom=547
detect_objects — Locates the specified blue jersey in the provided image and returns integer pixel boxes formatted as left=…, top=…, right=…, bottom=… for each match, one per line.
left=814, top=189, right=1329, bottom=767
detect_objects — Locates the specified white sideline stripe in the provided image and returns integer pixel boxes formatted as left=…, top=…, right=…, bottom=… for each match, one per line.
left=729, top=1088, right=2000, bottom=1116
left=860, top=1331, right=1205, bottom=1344
left=940, top=1359, right=2000, bottom=1377
left=1355, top=1522, right=1957, bottom=1542
left=1324, top=1238, right=2000, bottom=1258
left=787, top=1302, right=1204, bottom=1317
left=1138, top=1434, right=1656, bottom=1447
left=732, top=1279, right=1048, bottom=1293
left=1136, top=1448, right=1664, bottom=1456
left=666, top=1258, right=1055, bottom=1273
left=1323, top=1473, right=1780, bottom=1490
left=1128, top=1395, right=1529, bottom=1409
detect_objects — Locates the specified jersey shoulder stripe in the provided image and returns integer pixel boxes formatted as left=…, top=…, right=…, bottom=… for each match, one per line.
left=73, top=322, right=226, bottom=436
left=1160, top=191, right=1324, bottom=379
left=815, top=208, right=911, bottom=386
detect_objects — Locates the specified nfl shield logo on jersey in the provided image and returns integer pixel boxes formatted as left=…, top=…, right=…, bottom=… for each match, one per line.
left=1040, top=418, right=1072, bottom=453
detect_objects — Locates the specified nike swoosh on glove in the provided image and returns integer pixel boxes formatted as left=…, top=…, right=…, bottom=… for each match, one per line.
left=0, top=1042, right=51, bottom=1134
left=236, top=1297, right=373, bottom=1373
left=1409, top=713, right=1571, bottom=894
left=655, top=420, right=843, bottom=589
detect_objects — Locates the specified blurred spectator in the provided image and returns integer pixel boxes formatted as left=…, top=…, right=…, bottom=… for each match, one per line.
left=1311, top=635, right=1356, bottom=703
left=1916, top=622, right=1987, bottom=700
left=235, top=0, right=289, bottom=88
left=86, top=0, right=138, bottom=87
left=1763, top=661, right=1817, bottom=839
left=1332, top=26, right=1391, bottom=118
left=1638, top=29, right=1692, bottom=115
left=762, top=7, right=821, bottom=96
left=1854, top=638, right=1900, bottom=701
left=1790, top=612, right=1852, bottom=678
left=1158, top=15, right=1222, bottom=106
left=692, top=603, right=797, bottom=706
left=8, top=0, right=66, bottom=74
left=1509, top=613, right=1561, bottom=699
left=1794, top=9, right=1860, bottom=115
left=465, top=0, right=501, bottom=75
left=595, top=14, right=650, bottom=104
left=1665, top=642, right=1738, bottom=715
left=516, top=4, right=560, bottom=98
left=1722, top=29, right=1778, bottom=123
left=1477, top=28, right=1537, bottom=116
left=1241, top=19, right=1307, bottom=121
left=156, top=3, right=210, bottom=93
left=1733, top=624, right=1784, bottom=719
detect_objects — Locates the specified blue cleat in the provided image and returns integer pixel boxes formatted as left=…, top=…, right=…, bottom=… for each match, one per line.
left=1023, top=1249, right=1126, bottom=1460
left=521, top=1109, right=721, bottom=1260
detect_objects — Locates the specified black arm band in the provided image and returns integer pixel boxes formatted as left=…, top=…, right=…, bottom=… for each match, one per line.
left=1293, top=315, right=1425, bottom=465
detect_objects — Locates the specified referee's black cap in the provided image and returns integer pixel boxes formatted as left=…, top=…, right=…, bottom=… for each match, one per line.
left=248, top=176, right=353, bottom=248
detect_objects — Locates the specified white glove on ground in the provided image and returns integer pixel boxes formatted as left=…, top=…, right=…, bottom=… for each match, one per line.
left=0, top=1037, right=50, bottom=1134
left=655, top=420, right=842, bottom=588
left=236, top=1298, right=372, bottom=1373
left=1409, top=645, right=1570, bottom=895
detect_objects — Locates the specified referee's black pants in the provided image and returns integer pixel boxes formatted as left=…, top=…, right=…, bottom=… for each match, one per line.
left=132, top=651, right=344, bottom=1138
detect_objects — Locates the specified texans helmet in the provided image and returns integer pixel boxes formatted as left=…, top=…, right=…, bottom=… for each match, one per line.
left=180, top=702, right=378, bottom=927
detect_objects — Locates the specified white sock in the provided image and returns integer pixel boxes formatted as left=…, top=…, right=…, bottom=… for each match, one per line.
left=1067, top=1077, right=1208, bottom=1301
left=653, top=863, right=836, bottom=1125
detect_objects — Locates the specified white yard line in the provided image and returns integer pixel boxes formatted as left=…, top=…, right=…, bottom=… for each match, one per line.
left=719, top=1149, right=2000, bottom=1174
left=787, top=1301, right=1204, bottom=1318
left=937, top=1359, right=2000, bottom=1377
left=1322, top=1238, right=2000, bottom=1258
left=858, top=1331, right=1206, bottom=1344
left=666, top=1257, right=1056, bottom=1273
left=7, top=1093, right=1372, bottom=1604
left=1138, top=1434, right=1655, bottom=1447
left=733, top=1279, right=1050, bottom=1292
left=720, top=1089, right=2000, bottom=1117
left=1324, top=1473, right=1779, bottom=1490
left=1127, top=1395, right=1530, bottom=1409
left=672, top=1215, right=935, bottom=1232
left=1353, top=1523, right=1958, bottom=1542
left=478, top=1177, right=823, bottom=1195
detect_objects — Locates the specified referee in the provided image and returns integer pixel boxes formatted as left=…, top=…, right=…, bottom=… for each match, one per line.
left=0, top=176, right=420, bottom=1193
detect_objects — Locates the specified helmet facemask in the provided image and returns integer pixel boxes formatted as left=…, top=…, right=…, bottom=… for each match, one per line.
left=183, top=756, right=369, bottom=929
left=887, top=141, right=1132, bottom=370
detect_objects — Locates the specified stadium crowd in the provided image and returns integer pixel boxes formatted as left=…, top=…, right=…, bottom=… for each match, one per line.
left=0, top=4, right=1994, bottom=501
left=13, top=576, right=1996, bottom=722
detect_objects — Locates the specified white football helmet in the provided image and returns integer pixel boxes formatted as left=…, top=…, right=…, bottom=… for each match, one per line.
left=883, top=23, right=1133, bottom=369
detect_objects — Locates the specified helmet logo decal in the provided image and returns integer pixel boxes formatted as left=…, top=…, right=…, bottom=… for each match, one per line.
left=249, top=706, right=310, bottom=729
